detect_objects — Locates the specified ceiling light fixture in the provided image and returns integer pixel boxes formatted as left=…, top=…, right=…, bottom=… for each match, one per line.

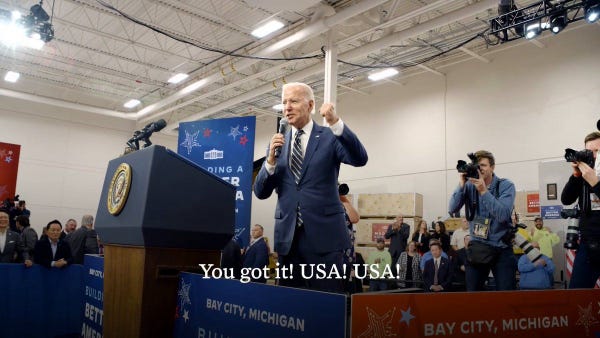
left=251, top=20, right=284, bottom=38
left=4, top=71, right=20, bottom=83
left=585, top=0, right=600, bottom=23
left=368, top=68, right=399, bottom=81
left=524, top=22, right=541, bottom=39
left=272, top=103, right=284, bottom=111
left=167, top=73, right=189, bottom=84
left=549, top=12, right=567, bottom=34
left=124, top=99, right=141, bottom=109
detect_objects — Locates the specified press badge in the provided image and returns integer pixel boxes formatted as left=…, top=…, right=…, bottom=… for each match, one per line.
left=472, top=216, right=491, bottom=239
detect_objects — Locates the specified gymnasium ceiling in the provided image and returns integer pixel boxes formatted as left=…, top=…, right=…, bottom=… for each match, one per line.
left=0, top=0, right=559, bottom=132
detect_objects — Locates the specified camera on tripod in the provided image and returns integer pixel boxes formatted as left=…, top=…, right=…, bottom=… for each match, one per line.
left=561, top=207, right=580, bottom=250
left=456, top=153, right=480, bottom=179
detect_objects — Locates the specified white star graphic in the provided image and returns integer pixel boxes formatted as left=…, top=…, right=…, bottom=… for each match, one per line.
left=8, top=150, right=12, bottom=155
left=180, top=130, right=201, bottom=155
left=228, top=125, right=242, bottom=140
left=177, top=280, right=192, bottom=309
left=400, top=307, right=415, bottom=327
left=5, top=156, right=12, bottom=163
left=243, top=125, right=248, bottom=132
left=183, top=309, right=190, bottom=323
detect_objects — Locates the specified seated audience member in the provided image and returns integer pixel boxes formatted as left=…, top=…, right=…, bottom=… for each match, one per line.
left=66, top=215, right=100, bottom=264
left=367, top=237, right=392, bottom=291
left=423, top=241, right=452, bottom=292
left=34, top=220, right=73, bottom=268
left=431, top=221, right=451, bottom=253
left=530, top=217, right=559, bottom=258
left=0, top=210, right=32, bottom=267
left=61, top=218, right=77, bottom=240
left=397, top=241, right=423, bottom=288
left=16, top=215, right=38, bottom=261
left=221, top=238, right=242, bottom=279
left=242, top=224, right=270, bottom=283
left=453, top=235, right=470, bottom=291
left=518, top=253, right=555, bottom=290
left=411, top=220, right=430, bottom=255
left=451, top=218, right=470, bottom=251
left=420, top=239, right=449, bottom=271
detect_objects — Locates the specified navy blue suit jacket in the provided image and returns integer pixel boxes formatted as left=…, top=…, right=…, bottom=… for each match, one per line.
left=0, top=230, right=28, bottom=263
left=243, top=238, right=270, bottom=282
left=423, top=257, right=452, bottom=291
left=34, top=238, right=74, bottom=268
left=254, top=121, right=367, bottom=255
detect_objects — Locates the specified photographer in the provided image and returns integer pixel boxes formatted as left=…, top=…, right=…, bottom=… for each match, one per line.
left=561, top=131, right=600, bottom=288
left=449, top=150, right=516, bottom=291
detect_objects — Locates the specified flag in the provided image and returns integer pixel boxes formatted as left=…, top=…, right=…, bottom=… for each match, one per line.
left=566, top=249, right=576, bottom=279
left=0, top=142, right=21, bottom=202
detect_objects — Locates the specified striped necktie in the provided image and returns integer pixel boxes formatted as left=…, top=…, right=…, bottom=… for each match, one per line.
left=291, top=130, right=304, bottom=227
left=290, top=130, right=304, bottom=184
left=434, top=259, right=439, bottom=285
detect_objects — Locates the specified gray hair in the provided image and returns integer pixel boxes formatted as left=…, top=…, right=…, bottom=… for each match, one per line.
left=282, top=82, right=315, bottom=114
left=81, top=215, right=94, bottom=227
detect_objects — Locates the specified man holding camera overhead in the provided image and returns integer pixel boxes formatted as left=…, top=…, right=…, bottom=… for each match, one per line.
left=449, top=150, right=516, bottom=291
left=561, top=131, right=600, bottom=288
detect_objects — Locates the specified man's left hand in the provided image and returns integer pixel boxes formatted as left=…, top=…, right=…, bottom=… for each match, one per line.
left=468, top=175, right=488, bottom=195
left=319, top=103, right=339, bottom=125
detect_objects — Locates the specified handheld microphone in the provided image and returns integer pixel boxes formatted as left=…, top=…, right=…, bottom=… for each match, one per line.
left=274, top=117, right=288, bottom=158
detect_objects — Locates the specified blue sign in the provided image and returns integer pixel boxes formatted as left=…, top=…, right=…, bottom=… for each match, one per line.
left=82, top=255, right=104, bottom=338
left=178, top=116, right=256, bottom=248
left=174, top=273, right=347, bottom=338
left=0, top=264, right=85, bottom=338
left=541, top=205, right=563, bottom=219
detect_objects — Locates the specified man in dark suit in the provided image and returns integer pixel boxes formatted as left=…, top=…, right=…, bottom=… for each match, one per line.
left=0, top=210, right=32, bottom=266
left=254, top=82, right=368, bottom=292
left=385, top=213, right=411, bottom=267
left=242, top=224, right=270, bottom=283
left=423, top=241, right=452, bottom=292
left=65, top=214, right=99, bottom=264
left=34, top=220, right=73, bottom=268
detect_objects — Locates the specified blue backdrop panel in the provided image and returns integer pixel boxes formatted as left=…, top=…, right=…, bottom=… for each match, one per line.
left=177, top=116, right=256, bottom=248
left=174, top=273, right=347, bottom=338
left=0, top=263, right=85, bottom=338
left=81, top=255, right=104, bottom=337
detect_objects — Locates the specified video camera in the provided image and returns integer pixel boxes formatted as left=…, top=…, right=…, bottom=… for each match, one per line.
left=456, top=153, right=480, bottom=179
left=2, top=194, right=19, bottom=211
left=561, top=207, right=580, bottom=250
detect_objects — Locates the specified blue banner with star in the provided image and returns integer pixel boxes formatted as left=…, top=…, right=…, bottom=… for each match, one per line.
left=174, top=272, right=346, bottom=338
left=178, top=116, right=256, bottom=248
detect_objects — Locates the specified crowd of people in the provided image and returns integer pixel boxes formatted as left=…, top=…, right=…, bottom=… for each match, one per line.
left=0, top=204, right=100, bottom=268
left=247, top=81, right=600, bottom=294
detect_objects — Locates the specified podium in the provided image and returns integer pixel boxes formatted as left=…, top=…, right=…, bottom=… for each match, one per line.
left=95, top=145, right=235, bottom=337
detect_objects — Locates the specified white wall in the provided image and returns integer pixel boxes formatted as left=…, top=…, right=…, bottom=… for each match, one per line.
left=0, top=97, right=178, bottom=235
left=251, top=24, right=600, bottom=247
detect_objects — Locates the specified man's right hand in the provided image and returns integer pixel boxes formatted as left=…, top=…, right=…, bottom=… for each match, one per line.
left=267, top=133, right=285, bottom=165
left=571, top=161, right=582, bottom=177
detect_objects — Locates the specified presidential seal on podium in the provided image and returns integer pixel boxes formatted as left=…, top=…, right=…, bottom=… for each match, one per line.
left=107, top=163, right=132, bottom=215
